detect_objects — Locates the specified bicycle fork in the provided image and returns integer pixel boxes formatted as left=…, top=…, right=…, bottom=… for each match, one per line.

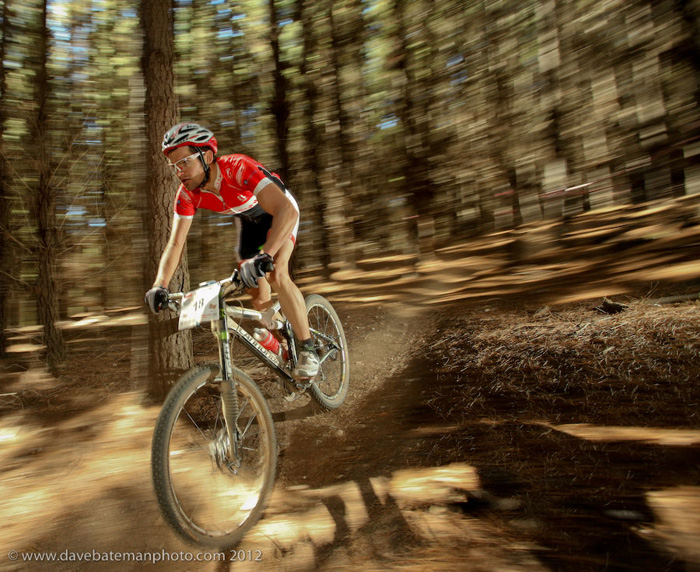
left=212, top=307, right=240, bottom=466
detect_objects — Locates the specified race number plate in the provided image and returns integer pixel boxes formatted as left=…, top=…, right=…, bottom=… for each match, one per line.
left=178, top=283, right=220, bottom=330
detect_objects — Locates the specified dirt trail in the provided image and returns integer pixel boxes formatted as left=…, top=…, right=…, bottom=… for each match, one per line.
left=0, top=301, right=473, bottom=572
left=5, top=292, right=695, bottom=572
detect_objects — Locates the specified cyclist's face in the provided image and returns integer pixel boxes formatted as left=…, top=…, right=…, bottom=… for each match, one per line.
left=167, top=147, right=206, bottom=190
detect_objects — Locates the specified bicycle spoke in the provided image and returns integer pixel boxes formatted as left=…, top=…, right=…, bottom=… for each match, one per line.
left=304, top=295, right=349, bottom=409
left=153, top=368, right=276, bottom=548
left=239, top=411, right=258, bottom=441
left=182, top=403, right=220, bottom=443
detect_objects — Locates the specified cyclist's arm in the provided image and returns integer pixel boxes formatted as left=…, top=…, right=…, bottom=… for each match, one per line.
left=256, top=183, right=299, bottom=258
left=153, top=215, right=192, bottom=288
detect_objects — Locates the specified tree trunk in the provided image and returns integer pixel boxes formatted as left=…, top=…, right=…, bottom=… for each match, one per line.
left=32, top=0, right=66, bottom=373
left=299, top=0, right=332, bottom=275
left=140, top=0, right=193, bottom=397
left=394, top=0, right=437, bottom=257
left=269, top=0, right=291, bottom=179
left=327, top=1, right=361, bottom=265
left=0, top=0, right=10, bottom=356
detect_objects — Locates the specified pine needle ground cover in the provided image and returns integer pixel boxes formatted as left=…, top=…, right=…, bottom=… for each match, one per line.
left=418, top=297, right=700, bottom=571
left=429, top=300, right=700, bottom=427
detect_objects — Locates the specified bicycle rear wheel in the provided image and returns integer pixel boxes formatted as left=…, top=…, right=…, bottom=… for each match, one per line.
left=151, top=364, right=276, bottom=550
left=305, top=294, right=350, bottom=409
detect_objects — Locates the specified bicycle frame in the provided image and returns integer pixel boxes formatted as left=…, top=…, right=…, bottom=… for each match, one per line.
left=224, top=300, right=297, bottom=387
left=217, top=294, right=344, bottom=399
left=170, top=274, right=343, bottom=431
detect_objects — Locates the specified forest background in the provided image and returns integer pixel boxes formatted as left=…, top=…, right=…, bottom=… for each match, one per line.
left=1, top=0, right=700, bottom=382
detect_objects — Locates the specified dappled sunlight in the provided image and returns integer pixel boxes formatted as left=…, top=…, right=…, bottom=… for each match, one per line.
left=230, top=462, right=540, bottom=572
left=640, top=487, right=700, bottom=566
left=644, top=260, right=700, bottom=282
left=0, top=385, right=522, bottom=572
left=545, top=423, right=700, bottom=446
left=548, top=286, right=629, bottom=305
left=386, top=463, right=479, bottom=507
left=1, top=283, right=699, bottom=570
left=1, top=200, right=699, bottom=570
left=0, top=393, right=161, bottom=558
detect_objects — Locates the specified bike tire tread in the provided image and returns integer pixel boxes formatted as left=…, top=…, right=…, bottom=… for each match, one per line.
left=151, top=363, right=277, bottom=550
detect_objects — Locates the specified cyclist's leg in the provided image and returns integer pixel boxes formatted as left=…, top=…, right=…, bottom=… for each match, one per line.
left=265, top=191, right=310, bottom=339
left=267, top=237, right=311, bottom=341
left=238, top=201, right=312, bottom=342
left=238, top=217, right=274, bottom=312
left=248, top=278, right=273, bottom=312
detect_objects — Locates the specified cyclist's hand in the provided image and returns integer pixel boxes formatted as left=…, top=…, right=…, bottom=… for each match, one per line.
left=145, top=286, right=169, bottom=314
left=239, top=253, right=274, bottom=289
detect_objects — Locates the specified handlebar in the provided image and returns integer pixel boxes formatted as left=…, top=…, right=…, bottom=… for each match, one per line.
left=167, top=270, right=242, bottom=308
left=259, top=258, right=275, bottom=274
left=160, top=264, right=287, bottom=331
left=166, top=260, right=274, bottom=309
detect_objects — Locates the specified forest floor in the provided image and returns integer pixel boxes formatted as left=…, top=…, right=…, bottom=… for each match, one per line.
left=1, top=196, right=700, bottom=571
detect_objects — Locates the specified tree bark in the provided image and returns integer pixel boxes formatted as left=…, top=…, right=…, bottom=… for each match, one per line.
left=33, top=0, right=66, bottom=373
left=0, top=0, right=10, bottom=356
left=269, top=0, right=291, bottom=179
left=299, top=0, right=332, bottom=275
left=140, top=0, right=193, bottom=397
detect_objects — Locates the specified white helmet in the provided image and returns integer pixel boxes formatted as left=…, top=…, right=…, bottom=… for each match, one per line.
left=162, top=122, right=218, bottom=155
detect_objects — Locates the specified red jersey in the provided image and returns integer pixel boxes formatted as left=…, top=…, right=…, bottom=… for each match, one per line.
left=173, top=154, right=286, bottom=221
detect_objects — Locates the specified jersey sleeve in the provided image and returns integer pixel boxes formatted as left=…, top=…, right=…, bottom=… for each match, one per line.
left=235, top=155, right=277, bottom=196
left=173, top=186, right=196, bottom=219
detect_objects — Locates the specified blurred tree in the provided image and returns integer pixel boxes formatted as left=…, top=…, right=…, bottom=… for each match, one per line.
left=92, top=2, right=128, bottom=312
left=0, top=0, right=9, bottom=356
left=268, top=0, right=291, bottom=180
left=393, top=0, right=437, bottom=256
left=328, top=0, right=364, bottom=263
left=31, top=0, right=66, bottom=373
left=298, top=0, right=331, bottom=274
left=140, top=0, right=193, bottom=395
left=305, top=0, right=355, bottom=269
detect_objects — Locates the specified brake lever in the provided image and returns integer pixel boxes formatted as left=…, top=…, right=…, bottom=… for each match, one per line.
left=222, top=270, right=245, bottom=297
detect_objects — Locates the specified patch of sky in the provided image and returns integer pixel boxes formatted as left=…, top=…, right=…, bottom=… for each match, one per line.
left=447, top=54, right=464, bottom=68
left=66, top=206, right=86, bottom=218
left=378, top=114, right=398, bottom=130
left=361, top=0, right=379, bottom=15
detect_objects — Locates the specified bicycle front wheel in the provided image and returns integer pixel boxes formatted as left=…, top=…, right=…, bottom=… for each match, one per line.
left=151, top=364, right=276, bottom=550
left=305, top=294, right=350, bottom=409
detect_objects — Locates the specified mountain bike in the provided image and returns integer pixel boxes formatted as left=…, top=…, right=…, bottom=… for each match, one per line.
left=150, top=267, right=349, bottom=550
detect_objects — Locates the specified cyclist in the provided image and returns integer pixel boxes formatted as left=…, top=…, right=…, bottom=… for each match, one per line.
left=145, top=122, right=319, bottom=380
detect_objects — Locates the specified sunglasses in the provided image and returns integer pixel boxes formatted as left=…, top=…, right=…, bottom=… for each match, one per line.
left=167, top=151, right=201, bottom=172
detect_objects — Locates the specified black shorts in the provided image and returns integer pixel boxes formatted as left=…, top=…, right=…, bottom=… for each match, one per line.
left=238, top=213, right=273, bottom=260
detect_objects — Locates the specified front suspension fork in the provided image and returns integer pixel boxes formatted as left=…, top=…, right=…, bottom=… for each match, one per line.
left=213, top=312, right=240, bottom=464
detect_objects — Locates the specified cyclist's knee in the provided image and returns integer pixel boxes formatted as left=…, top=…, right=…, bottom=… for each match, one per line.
left=249, top=296, right=264, bottom=310
left=268, top=268, right=291, bottom=291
